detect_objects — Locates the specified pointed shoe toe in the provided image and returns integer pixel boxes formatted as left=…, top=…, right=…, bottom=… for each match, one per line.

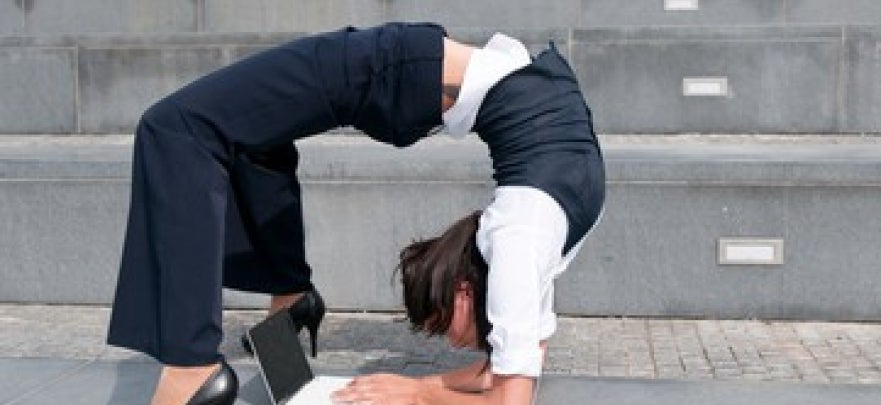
left=186, top=360, right=238, bottom=405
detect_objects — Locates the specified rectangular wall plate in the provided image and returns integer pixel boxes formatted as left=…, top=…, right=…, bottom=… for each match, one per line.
left=683, top=77, right=729, bottom=97
left=718, top=238, right=784, bottom=265
left=665, top=0, right=699, bottom=11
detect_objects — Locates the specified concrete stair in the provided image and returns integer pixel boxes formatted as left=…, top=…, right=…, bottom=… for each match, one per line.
left=1, top=134, right=880, bottom=320
left=2, top=1, right=880, bottom=319
left=2, top=26, right=880, bottom=135
left=1, top=0, right=880, bottom=135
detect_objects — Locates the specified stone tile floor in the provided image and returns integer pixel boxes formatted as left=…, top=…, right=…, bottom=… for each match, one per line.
left=3, top=304, right=881, bottom=384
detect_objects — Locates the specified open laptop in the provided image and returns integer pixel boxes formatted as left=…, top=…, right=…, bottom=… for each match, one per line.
left=246, top=310, right=353, bottom=405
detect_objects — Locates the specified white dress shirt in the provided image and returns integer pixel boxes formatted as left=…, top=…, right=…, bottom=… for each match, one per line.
left=442, top=34, right=596, bottom=377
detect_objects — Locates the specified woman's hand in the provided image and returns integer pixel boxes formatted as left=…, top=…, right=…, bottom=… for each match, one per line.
left=332, top=373, right=426, bottom=405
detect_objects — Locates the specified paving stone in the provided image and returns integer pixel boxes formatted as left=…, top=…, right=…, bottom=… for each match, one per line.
left=6, top=305, right=881, bottom=386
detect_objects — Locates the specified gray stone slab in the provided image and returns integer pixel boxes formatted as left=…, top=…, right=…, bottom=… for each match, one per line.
left=78, top=47, right=225, bottom=133
left=559, top=183, right=881, bottom=319
left=5, top=357, right=881, bottom=405
left=0, top=180, right=128, bottom=304
left=0, top=32, right=305, bottom=48
left=571, top=28, right=841, bottom=133
left=537, top=376, right=881, bottom=405
left=0, top=48, right=76, bottom=133
left=23, top=0, right=197, bottom=34
left=3, top=136, right=880, bottom=183
left=3, top=359, right=268, bottom=405
left=0, top=0, right=24, bottom=33
left=574, top=25, right=843, bottom=42
left=204, top=0, right=290, bottom=33
left=601, top=143, right=881, bottom=184
left=285, top=0, right=389, bottom=33
left=786, top=0, right=881, bottom=24
left=2, top=26, right=875, bottom=135
left=780, top=187, right=881, bottom=318
left=14, top=0, right=881, bottom=36
left=125, top=0, right=200, bottom=33
left=0, top=359, right=87, bottom=404
left=1, top=136, right=881, bottom=320
left=0, top=135, right=134, bottom=181
left=203, top=0, right=579, bottom=35
left=843, top=27, right=881, bottom=133
left=389, top=0, right=581, bottom=31
left=23, top=0, right=123, bottom=33
left=579, top=0, right=785, bottom=27
left=204, top=0, right=388, bottom=34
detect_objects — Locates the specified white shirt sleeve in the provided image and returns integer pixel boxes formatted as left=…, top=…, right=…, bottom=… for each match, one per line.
left=476, top=187, right=571, bottom=378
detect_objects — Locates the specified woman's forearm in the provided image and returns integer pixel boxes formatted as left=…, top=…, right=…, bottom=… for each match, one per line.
left=421, top=342, right=548, bottom=403
left=421, top=358, right=492, bottom=393
left=420, top=373, right=535, bottom=405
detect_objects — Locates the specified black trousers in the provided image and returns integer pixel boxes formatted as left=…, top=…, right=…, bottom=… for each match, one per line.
left=107, top=23, right=444, bottom=366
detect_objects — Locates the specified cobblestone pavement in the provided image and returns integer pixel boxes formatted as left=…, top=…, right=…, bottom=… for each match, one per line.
left=2, top=304, right=881, bottom=385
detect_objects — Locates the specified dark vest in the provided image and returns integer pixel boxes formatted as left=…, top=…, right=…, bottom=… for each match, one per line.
left=474, top=45, right=606, bottom=254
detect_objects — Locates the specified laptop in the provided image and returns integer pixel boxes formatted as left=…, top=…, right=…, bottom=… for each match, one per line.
left=246, top=310, right=353, bottom=405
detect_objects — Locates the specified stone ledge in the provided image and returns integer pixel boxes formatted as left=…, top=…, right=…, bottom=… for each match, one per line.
left=1, top=134, right=879, bottom=185
left=4, top=24, right=880, bottom=47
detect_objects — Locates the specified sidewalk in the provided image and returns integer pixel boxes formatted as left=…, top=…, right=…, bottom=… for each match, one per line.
left=3, top=304, right=881, bottom=404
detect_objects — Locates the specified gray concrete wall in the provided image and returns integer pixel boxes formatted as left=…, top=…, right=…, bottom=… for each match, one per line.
left=572, top=26, right=844, bottom=133
left=0, top=47, right=76, bottom=133
left=844, top=26, right=881, bottom=132
left=1, top=136, right=881, bottom=321
left=78, top=47, right=225, bottom=133
left=1, top=26, right=880, bottom=134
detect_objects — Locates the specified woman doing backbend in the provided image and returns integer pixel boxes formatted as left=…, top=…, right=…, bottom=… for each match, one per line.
left=106, top=22, right=604, bottom=405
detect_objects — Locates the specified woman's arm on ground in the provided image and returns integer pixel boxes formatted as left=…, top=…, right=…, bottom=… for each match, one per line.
left=332, top=343, right=547, bottom=404
left=332, top=372, right=534, bottom=405
left=420, top=358, right=493, bottom=393
left=420, top=342, right=547, bottom=404
left=420, top=373, right=535, bottom=405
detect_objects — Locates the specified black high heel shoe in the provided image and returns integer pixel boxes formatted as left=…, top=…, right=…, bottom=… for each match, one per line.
left=186, top=360, right=238, bottom=405
left=241, top=289, right=326, bottom=358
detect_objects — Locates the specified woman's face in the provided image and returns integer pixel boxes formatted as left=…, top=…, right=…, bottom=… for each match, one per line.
left=445, top=282, right=479, bottom=350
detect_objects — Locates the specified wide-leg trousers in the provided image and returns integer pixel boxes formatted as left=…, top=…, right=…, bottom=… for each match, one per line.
left=106, top=42, right=331, bottom=366
left=106, top=22, right=445, bottom=366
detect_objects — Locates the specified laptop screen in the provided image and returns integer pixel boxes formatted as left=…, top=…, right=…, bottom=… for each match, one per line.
left=247, top=310, right=314, bottom=404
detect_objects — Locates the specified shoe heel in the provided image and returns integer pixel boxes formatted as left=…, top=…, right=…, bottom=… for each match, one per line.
left=288, top=290, right=325, bottom=357
left=306, top=321, right=319, bottom=358
left=241, top=334, right=253, bottom=356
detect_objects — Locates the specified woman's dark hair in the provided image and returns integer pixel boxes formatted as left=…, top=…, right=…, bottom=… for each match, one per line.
left=396, top=210, right=492, bottom=355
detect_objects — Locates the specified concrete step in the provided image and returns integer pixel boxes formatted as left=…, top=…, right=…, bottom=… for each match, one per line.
left=2, top=25, right=880, bottom=135
left=1, top=134, right=880, bottom=320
